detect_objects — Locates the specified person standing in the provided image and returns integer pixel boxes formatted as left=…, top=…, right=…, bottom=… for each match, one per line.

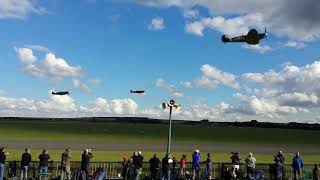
left=245, top=152, right=256, bottom=177
left=149, top=154, right=160, bottom=180
left=132, top=152, right=139, bottom=180
left=39, top=149, right=51, bottom=176
left=126, top=158, right=136, bottom=180
left=81, top=148, right=93, bottom=179
left=60, top=149, right=72, bottom=180
left=161, top=153, right=170, bottom=180
left=136, top=151, right=143, bottom=180
left=230, top=152, right=241, bottom=177
left=171, top=157, right=178, bottom=180
left=180, top=154, right=187, bottom=179
left=292, top=152, right=303, bottom=180
left=274, top=157, right=284, bottom=180
left=122, top=156, right=129, bottom=180
left=276, top=151, right=285, bottom=164
left=313, top=164, right=319, bottom=180
left=192, top=150, right=201, bottom=180
left=206, top=153, right=213, bottom=180
left=21, top=148, right=32, bottom=180
left=0, top=147, right=7, bottom=180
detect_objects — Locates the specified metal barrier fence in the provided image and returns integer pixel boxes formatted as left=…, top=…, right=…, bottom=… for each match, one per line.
left=2, top=161, right=316, bottom=179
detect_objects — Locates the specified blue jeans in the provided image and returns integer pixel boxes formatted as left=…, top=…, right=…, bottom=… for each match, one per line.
left=162, top=170, right=170, bottom=180
left=39, top=166, right=48, bottom=174
left=0, top=164, right=4, bottom=180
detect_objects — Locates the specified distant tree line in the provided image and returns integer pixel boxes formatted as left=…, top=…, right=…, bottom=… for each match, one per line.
left=0, top=117, right=319, bottom=130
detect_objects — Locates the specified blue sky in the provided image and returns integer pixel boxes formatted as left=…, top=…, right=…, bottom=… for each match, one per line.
left=1, top=0, right=320, bottom=122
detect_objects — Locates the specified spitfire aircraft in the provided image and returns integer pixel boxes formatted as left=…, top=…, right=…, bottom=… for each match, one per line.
left=51, top=91, right=70, bottom=96
left=130, top=90, right=145, bottom=94
left=222, top=28, right=268, bottom=45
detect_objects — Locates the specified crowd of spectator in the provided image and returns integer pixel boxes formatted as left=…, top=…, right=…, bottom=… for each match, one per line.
left=0, top=147, right=319, bottom=180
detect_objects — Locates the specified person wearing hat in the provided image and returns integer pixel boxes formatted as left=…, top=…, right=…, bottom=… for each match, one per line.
left=0, top=147, right=6, bottom=180
left=245, top=152, right=256, bottom=177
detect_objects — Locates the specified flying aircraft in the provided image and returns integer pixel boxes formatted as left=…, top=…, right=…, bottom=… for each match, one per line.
left=222, top=28, right=268, bottom=45
left=130, top=90, right=145, bottom=94
left=51, top=91, right=70, bottom=96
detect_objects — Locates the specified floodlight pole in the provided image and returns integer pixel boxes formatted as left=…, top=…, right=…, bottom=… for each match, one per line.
left=167, top=105, right=173, bottom=154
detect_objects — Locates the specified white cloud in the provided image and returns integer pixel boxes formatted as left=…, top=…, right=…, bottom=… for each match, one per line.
left=131, top=0, right=320, bottom=41
left=0, top=0, right=46, bottom=19
left=25, top=44, right=51, bottom=53
left=233, top=93, right=299, bottom=117
left=284, top=41, right=306, bottom=49
left=15, top=48, right=83, bottom=79
left=22, top=64, right=43, bottom=77
left=0, top=92, right=76, bottom=117
left=88, top=79, right=101, bottom=85
left=183, top=9, right=199, bottom=19
left=185, top=14, right=264, bottom=37
left=242, top=61, right=320, bottom=94
left=156, top=78, right=184, bottom=98
left=148, top=17, right=165, bottom=31
left=0, top=93, right=139, bottom=117
left=15, top=47, right=37, bottom=64
left=72, top=79, right=91, bottom=93
left=43, top=53, right=83, bottom=78
left=243, top=44, right=272, bottom=54
left=239, top=60, right=320, bottom=117
left=185, top=64, right=240, bottom=89
left=80, top=97, right=138, bottom=116
left=185, top=21, right=205, bottom=36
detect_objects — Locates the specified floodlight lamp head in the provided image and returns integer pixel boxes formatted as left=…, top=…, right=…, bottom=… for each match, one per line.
left=170, top=99, right=175, bottom=105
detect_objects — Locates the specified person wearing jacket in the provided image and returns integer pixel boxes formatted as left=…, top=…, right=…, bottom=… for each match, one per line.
left=0, top=147, right=7, bottom=180
left=81, top=148, right=93, bottom=179
left=149, top=154, right=160, bottom=180
left=206, top=153, right=213, bottom=180
left=60, top=148, right=72, bottom=180
left=171, top=157, right=178, bottom=180
left=161, top=153, right=170, bottom=180
left=292, top=152, right=303, bottom=180
left=245, top=152, right=256, bottom=176
left=38, top=149, right=51, bottom=176
left=136, top=151, right=144, bottom=180
left=274, top=157, right=284, bottom=180
left=231, top=152, right=241, bottom=177
left=192, top=150, right=201, bottom=180
left=313, top=164, right=319, bottom=180
left=21, top=148, right=32, bottom=180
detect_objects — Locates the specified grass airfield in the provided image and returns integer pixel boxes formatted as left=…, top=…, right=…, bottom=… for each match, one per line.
left=1, top=120, right=319, bottom=163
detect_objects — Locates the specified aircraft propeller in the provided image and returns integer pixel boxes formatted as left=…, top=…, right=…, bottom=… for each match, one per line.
left=265, top=27, right=268, bottom=40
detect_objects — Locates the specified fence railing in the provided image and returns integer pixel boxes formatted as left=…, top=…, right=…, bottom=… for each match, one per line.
left=2, top=161, right=315, bottom=179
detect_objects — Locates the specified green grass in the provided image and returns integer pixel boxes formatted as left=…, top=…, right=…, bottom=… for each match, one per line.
left=1, top=120, right=319, bottom=163
left=0, top=120, right=320, bottom=146
left=5, top=149, right=320, bottom=163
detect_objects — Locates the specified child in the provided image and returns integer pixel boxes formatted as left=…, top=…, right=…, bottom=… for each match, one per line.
left=180, top=154, right=187, bottom=178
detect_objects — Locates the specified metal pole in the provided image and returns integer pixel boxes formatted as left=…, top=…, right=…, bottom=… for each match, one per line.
left=167, top=106, right=173, bottom=154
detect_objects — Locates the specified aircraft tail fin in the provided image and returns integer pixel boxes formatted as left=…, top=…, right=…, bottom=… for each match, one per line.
left=222, top=35, right=229, bottom=43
